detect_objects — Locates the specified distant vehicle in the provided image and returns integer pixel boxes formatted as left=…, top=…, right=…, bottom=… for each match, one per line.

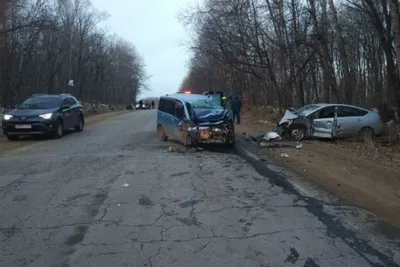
left=274, top=103, right=384, bottom=141
left=157, top=93, right=235, bottom=147
left=136, top=100, right=150, bottom=110
left=1, top=93, right=84, bottom=141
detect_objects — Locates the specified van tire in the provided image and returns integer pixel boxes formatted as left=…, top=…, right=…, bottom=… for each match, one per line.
left=157, top=125, right=167, bottom=141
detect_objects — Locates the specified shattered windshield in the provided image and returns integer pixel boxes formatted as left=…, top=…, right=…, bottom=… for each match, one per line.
left=294, top=104, right=320, bottom=116
left=189, top=99, right=223, bottom=110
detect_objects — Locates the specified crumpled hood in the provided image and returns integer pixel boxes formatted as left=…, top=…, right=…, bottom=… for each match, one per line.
left=194, top=109, right=231, bottom=123
left=278, top=110, right=298, bottom=125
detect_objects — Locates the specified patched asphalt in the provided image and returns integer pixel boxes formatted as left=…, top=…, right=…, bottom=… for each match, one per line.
left=0, top=110, right=399, bottom=267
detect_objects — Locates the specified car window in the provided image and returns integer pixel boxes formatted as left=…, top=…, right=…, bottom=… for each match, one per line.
left=19, top=97, right=61, bottom=109
left=337, top=106, right=368, bottom=117
left=314, top=106, right=335, bottom=119
left=294, top=104, right=320, bottom=116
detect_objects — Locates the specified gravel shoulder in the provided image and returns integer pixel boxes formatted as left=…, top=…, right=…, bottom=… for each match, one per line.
left=236, top=110, right=400, bottom=228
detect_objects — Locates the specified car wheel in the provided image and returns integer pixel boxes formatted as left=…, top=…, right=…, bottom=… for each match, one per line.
left=54, top=120, right=64, bottom=139
left=75, top=116, right=84, bottom=132
left=290, top=127, right=306, bottom=141
left=358, top=127, right=375, bottom=140
left=157, top=125, right=167, bottom=141
left=6, top=135, right=19, bottom=141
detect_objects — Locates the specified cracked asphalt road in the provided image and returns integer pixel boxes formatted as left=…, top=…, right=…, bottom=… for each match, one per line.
left=1, top=110, right=399, bottom=267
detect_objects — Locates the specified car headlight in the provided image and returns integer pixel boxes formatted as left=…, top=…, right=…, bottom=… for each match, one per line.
left=39, top=113, right=53, bottom=119
left=3, top=114, right=12, bottom=120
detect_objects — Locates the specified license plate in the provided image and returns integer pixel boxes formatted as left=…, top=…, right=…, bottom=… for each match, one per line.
left=15, top=124, right=32, bottom=129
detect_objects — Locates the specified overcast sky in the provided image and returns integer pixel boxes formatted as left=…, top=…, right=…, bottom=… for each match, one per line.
left=91, top=0, right=195, bottom=99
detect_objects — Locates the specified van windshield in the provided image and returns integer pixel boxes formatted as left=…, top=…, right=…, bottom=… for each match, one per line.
left=188, top=99, right=223, bottom=110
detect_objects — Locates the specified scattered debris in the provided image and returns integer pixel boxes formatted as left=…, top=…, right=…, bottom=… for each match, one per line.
left=167, top=145, right=203, bottom=153
left=262, top=132, right=281, bottom=141
left=296, top=143, right=303, bottom=149
left=117, top=204, right=121, bottom=207
left=122, top=183, right=129, bottom=187
left=280, top=153, right=289, bottom=158
left=243, top=133, right=256, bottom=144
left=260, top=142, right=284, bottom=149
left=168, top=146, right=186, bottom=153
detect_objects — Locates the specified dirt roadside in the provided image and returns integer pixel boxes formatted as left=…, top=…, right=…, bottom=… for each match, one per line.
left=236, top=108, right=400, bottom=228
left=0, top=110, right=132, bottom=156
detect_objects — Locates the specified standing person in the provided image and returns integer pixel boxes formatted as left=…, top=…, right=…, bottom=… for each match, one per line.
left=230, top=95, right=241, bottom=124
left=139, top=100, right=143, bottom=109
left=151, top=100, right=155, bottom=109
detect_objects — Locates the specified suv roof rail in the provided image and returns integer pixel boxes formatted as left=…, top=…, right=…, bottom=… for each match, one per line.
left=60, top=93, right=73, bottom=96
left=32, top=93, right=48, bottom=96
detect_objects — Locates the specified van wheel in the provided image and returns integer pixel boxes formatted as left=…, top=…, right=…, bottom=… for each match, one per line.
left=157, top=125, right=167, bottom=141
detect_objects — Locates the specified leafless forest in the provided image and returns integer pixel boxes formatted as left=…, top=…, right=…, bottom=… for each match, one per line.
left=0, top=0, right=147, bottom=108
left=180, top=0, right=400, bottom=121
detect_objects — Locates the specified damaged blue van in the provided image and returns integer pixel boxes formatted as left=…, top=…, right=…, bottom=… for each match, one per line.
left=157, top=93, right=235, bottom=147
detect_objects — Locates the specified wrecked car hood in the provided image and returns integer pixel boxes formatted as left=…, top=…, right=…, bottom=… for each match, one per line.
left=194, top=109, right=232, bottom=125
left=278, top=110, right=298, bottom=125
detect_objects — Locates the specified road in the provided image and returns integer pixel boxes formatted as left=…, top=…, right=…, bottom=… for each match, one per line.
left=0, top=110, right=399, bottom=267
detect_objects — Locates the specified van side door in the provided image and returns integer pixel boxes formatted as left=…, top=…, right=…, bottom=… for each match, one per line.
left=171, top=100, right=186, bottom=140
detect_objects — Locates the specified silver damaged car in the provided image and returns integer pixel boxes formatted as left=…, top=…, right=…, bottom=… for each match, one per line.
left=274, top=104, right=384, bottom=141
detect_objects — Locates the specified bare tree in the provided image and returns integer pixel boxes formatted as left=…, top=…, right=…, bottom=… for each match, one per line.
left=179, top=0, right=400, bottom=119
left=0, top=0, right=148, bottom=107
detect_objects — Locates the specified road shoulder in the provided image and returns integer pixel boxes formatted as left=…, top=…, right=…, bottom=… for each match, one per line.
left=0, top=110, right=132, bottom=156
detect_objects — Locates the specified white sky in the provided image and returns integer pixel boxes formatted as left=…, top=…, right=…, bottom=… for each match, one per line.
left=90, top=0, right=195, bottom=99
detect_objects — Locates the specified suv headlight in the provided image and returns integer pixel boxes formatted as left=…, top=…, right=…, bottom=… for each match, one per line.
left=3, top=114, right=12, bottom=120
left=39, top=113, right=53, bottom=119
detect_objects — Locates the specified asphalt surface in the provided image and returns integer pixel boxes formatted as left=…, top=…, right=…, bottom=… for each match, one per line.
left=0, top=110, right=399, bottom=267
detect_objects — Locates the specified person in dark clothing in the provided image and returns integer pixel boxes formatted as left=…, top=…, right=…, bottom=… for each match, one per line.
left=230, top=95, right=241, bottom=124
left=151, top=100, right=155, bottom=109
left=139, top=100, right=143, bottom=109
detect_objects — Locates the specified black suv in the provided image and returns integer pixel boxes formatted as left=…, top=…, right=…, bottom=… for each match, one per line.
left=1, top=93, right=85, bottom=141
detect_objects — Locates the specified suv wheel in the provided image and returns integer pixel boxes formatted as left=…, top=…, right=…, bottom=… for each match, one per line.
left=6, top=135, right=19, bottom=141
left=75, top=116, right=84, bottom=132
left=54, top=120, right=64, bottom=139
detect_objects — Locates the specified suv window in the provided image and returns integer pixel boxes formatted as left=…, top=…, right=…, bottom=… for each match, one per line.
left=62, top=98, right=75, bottom=107
left=314, top=106, right=335, bottom=119
left=337, top=106, right=368, bottom=117
left=64, top=98, right=76, bottom=106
